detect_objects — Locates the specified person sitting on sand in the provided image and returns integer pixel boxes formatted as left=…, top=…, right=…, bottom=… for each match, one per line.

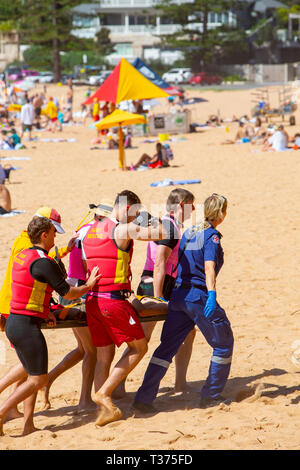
left=262, top=124, right=290, bottom=152
left=124, top=129, right=132, bottom=149
left=0, top=130, right=14, bottom=150
left=8, top=128, right=21, bottom=149
left=250, top=118, right=266, bottom=145
left=235, top=122, right=250, bottom=143
left=0, top=184, right=11, bottom=214
left=107, top=129, right=119, bottom=149
left=206, top=114, right=222, bottom=127
left=131, top=142, right=163, bottom=170
left=290, top=133, right=300, bottom=149
left=221, top=121, right=251, bottom=145
left=62, top=105, right=73, bottom=124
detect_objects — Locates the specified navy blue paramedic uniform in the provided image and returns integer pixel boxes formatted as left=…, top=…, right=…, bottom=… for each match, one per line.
left=134, top=224, right=234, bottom=404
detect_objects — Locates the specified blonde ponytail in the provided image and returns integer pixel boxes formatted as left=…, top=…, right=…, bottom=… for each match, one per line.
left=204, top=194, right=227, bottom=224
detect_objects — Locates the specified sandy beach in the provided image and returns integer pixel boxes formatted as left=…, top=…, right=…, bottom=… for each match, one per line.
left=0, top=82, right=300, bottom=450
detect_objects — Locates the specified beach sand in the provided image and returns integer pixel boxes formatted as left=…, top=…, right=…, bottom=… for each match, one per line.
left=0, top=83, right=300, bottom=450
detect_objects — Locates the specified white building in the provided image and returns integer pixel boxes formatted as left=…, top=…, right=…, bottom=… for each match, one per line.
left=0, top=31, right=21, bottom=72
left=72, top=1, right=237, bottom=65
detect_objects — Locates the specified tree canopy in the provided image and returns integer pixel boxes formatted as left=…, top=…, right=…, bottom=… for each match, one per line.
left=0, top=1, right=114, bottom=80
left=154, top=0, right=250, bottom=68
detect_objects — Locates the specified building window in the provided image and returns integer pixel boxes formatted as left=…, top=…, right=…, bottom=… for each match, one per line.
left=161, top=15, right=174, bottom=24
left=137, top=16, right=147, bottom=25
left=112, top=43, right=133, bottom=57
left=148, top=15, right=156, bottom=26
left=103, top=14, right=122, bottom=26
left=223, top=12, right=229, bottom=24
left=73, top=15, right=93, bottom=28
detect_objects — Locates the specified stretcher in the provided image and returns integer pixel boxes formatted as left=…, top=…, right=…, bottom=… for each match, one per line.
left=41, top=313, right=167, bottom=329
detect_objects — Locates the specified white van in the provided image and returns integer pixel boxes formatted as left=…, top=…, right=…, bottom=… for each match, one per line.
left=162, top=68, right=192, bottom=84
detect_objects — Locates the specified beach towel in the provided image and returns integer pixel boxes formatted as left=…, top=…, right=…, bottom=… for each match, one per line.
left=0, top=210, right=25, bottom=217
left=0, top=157, right=30, bottom=161
left=150, top=178, right=201, bottom=187
left=39, top=138, right=77, bottom=143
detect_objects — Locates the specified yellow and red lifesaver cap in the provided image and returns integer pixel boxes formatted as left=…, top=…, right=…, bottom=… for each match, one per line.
left=34, top=207, right=65, bottom=234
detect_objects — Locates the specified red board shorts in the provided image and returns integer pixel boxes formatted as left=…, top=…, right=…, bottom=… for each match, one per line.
left=93, top=115, right=100, bottom=122
left=85, top=295, right=145, bottom=348
left=51, top=117, right=58, bottom=123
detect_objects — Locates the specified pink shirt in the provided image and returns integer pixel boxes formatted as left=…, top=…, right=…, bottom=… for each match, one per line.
left=143, top=215, right=181, bottom=278
left=68, top=223, right=92, bottom=281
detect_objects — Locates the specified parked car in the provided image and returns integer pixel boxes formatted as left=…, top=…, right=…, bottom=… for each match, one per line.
left=88, top=71, right=112, bottom=86
left=26, top=74, right=41, bottom=84
left=98, top=71, right=112, bottom=85
left=189, top=72, right=222, bottom=86
left=37, top=72, right=54, bottom=83
left=88, top=74, right=102, bottom=86
left=21, top=69, right=39, bottom=79
left=7, top=67, right=23, bottom=81
left=162, top=68, right=192, bottom=84
left=61, top=74, right=75, bottom=84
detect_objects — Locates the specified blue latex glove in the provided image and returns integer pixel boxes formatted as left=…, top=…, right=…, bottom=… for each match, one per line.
left=203, top=291, right=216, bottom=318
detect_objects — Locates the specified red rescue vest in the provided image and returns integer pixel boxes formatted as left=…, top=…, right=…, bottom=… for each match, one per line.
left=10, top=248, right=54, bottom=319
left=82, top=218, right=133, bottom=293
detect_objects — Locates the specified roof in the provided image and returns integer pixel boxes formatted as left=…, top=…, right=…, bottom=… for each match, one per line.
left=242, top=0, right=287, bottom=10
left=72, top=3, right=100, bottom=16
left=254, top=0, right=287, bottom=12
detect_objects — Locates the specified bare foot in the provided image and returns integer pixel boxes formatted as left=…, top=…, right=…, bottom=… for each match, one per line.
left=73, top=401, right=97, bottom=415
left=40, top=386, right=51, bottom=410
left=94, top=396, right=122, bottom=427
left=4, top=408, right=23, bottom=423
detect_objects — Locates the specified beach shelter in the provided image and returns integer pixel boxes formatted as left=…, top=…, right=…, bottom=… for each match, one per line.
left=94, top=108, right=146, bottom=170
left=83, top=58, right=169, bottom=105
left=131, top=58, right=182, bottom=96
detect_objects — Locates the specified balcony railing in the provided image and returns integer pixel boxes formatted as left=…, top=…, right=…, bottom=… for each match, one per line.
left=72, top=19, right=236, bottom=38
left=107, top=24, right=181, bottom=34
left=99, top=0, right=177, bottom=7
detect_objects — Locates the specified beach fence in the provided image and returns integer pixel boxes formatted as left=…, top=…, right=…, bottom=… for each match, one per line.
left=207, top=63, right=299, bottom=84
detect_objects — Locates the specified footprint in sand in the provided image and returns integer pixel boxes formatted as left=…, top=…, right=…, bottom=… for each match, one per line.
left=235, top=383, right=265, bottom=403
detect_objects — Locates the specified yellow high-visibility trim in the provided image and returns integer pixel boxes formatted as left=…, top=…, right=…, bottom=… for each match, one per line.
left=114, top=248, right=130, bottom=284
left=26, top=279, right=47, bottom=313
